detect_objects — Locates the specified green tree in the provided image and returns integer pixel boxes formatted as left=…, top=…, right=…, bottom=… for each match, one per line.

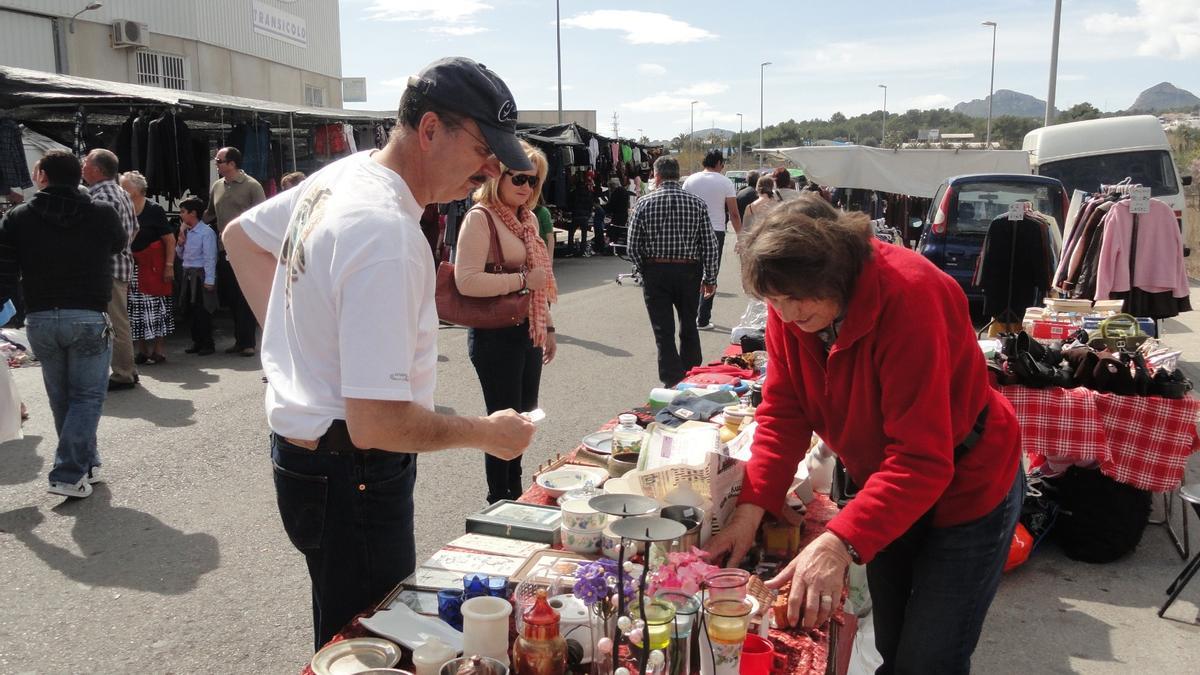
left=1058, top=102, right=1102, bottom=123
left=991, top=115, right=1042, bottom=149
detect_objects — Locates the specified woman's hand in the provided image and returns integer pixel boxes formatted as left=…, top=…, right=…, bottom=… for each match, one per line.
left=703, top=503, right=765, bottom=567
left=766, top=531, right=853, bottom=629
left=524, top=266, right=548, bottom=291
left=163, top=267, right=175, bottom=283
left=542, top=331, right=557, bottom=364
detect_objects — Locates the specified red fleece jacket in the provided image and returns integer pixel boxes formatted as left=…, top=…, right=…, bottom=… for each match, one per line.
left=739, top=240, right=1021, bottom=563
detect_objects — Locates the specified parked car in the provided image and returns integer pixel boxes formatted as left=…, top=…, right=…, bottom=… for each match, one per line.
left=917, top=173, right=1068, bottom=318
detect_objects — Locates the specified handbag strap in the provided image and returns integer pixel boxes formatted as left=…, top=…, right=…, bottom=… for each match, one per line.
left=467, top=206, right=508, bottom=273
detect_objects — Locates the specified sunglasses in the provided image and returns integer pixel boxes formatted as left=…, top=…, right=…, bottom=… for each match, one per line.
left=507, top=172, right=539, bottom=188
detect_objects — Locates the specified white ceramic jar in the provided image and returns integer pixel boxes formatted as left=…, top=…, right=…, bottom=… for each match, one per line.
left=460, top=596, right=513, bottom=666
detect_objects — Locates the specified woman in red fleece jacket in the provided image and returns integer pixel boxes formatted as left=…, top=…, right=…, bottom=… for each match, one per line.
left=706, top=197, right=1024, bottom=674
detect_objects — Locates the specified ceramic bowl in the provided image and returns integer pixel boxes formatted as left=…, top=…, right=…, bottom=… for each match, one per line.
left=536, top=469, right=594, bottom=498
left=601, top=523, right=644, bottom=560
left=560, top=499, right=608, bottom=531
left=607, top=452, right=641, bottom=478
left=561, top=524, right=604, bottom=555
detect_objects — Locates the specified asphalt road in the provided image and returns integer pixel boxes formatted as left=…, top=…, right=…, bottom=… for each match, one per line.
left=0, top=241, right=1197, bottom=673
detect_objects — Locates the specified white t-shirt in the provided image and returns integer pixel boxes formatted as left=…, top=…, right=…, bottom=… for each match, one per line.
left=238, top=151, right=437, bottom=440
left=682, top=170, right=737, bottom=232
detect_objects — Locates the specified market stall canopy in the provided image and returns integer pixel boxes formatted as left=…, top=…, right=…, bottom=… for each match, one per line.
left=517, top=122, right=586, bottom=147
left=753, top=145, right=1032, bottom=197
left=0, top=65, right=392, bottom=122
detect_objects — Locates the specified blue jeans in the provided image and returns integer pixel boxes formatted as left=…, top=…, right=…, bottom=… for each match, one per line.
left=866, top=468, right=1025, bottom=674
left=25, top=309, right=112, bottom=485
left=271, top=434, right=417, bottom=650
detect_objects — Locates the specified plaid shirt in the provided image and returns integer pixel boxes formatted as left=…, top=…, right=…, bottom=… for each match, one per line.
left=628, top=181, right=720, bottom=284
left=88, top=179, right=138, bottom=282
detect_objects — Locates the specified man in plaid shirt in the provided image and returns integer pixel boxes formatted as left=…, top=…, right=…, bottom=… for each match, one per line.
left=83, top=149, right=139, bottom=391
left=628, top=156, right=720, bottom=386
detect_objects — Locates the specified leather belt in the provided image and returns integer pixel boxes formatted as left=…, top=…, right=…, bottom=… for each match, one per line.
left=282, top=420, right=368, bottom=454
left=954, top=405, right=989, bottom=459
left=646, top=257, right=699, bottom=264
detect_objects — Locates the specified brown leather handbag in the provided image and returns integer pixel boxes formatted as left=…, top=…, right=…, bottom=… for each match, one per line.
left=435, top=207, right=531, bottom=329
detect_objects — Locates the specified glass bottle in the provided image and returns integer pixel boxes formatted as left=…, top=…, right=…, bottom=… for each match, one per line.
left=513, top=590, right=568, bottom=675
left=611, top=414, right=645, bottom=456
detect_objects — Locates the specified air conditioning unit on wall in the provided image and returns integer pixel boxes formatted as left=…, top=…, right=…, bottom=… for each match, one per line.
left=111, top=20, right=149, bottom=48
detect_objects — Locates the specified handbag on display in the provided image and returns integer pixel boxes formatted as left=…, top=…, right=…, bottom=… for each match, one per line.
left=435, top=207, right=531, bottom=329
left=1087, top=313, right=1149, bottom=352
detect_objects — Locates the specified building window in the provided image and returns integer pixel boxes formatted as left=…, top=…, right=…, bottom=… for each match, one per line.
left=304, top=84, right=326, bottom=108
left=136, top=51, right=188, bottom=90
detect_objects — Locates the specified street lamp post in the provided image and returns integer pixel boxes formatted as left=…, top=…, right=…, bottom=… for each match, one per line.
left=69, top=2, right=103, bottom=33
left=759, top=62, right=772, bottom=156
left=737, top=113, right=744, bottom=169
left=1045, top=0, right=1062, bottom=125
left=878, top=84, right=888, bottom=145
left=690, top=100, right=698, bottom=168
left=982, top=20, right=997, bottom=148
left=555, top=0, right=563, bottom=124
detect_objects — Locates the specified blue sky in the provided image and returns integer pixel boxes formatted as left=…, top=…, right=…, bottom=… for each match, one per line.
left=338, top=0, right=1200, bottom=140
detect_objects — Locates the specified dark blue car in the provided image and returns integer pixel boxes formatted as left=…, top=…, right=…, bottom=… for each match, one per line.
left=918, top=174, right=1068, bottom=318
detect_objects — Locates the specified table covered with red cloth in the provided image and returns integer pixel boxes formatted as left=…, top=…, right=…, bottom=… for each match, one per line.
left=1000, top=385, right=1200, bottom=492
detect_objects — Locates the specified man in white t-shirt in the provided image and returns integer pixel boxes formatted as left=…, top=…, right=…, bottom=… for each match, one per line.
left=682, top=149, right=742, bottom=329
left=222, top=57, right=537, bottom=651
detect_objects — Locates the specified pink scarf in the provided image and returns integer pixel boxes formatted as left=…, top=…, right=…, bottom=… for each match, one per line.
left=493, top=203, right=558, bottom=347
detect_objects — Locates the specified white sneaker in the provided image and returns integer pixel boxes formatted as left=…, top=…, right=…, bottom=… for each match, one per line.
left=48, top=479, right=93, bottom=499
left=698, top=322, right=715, bottom=330
left=86, top=466, right=104, bottom=485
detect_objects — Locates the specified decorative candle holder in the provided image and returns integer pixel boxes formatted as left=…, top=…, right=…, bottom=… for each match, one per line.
left=461, top=596, right=514, bottom=666
left=464, top=573, right=490, bottom=599
left=487, top=576, right=509, bottom=598
left=701, top=598, right=753, bottom=675
left=608, top=515, right=688, bottom=675
left=654, top=590, right=700, bottom=675
left=704, top=569, right=750, bottom=602
left=437, top=589, right=465, bottom=631
left=629, top=598, right=676, bottom=672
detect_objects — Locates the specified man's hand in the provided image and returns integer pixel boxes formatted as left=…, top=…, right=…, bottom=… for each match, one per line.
left=703, top=503, right=765, bottom=567
left=479, top=409, right=535, bottom=460
left=702, top=283, right=717, bottom=298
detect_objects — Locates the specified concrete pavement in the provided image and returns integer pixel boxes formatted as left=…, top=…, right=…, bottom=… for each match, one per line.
left=0, top=239, right=1197, bottom=673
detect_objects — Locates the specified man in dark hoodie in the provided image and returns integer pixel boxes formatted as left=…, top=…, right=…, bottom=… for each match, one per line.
left=0, top=149, right=126, bottom=499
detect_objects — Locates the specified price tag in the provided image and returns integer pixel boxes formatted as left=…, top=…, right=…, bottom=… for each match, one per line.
left=1130, top=186, right=1151, bottom=214
left=1007, top=202, right=1026, bottom=220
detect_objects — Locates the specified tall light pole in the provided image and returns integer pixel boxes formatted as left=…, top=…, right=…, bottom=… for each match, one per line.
left=982, top=20, right=997, bottom=147
left=690, top=100, right=698, bottom=165
left=737, top=113, right=744, bottom=169
left=1045, top=0, right=1062, bottom=125
left=759, top=62, right=772, bottom=154
left=69, top=2, right=103, bottom=33
left=877, top=84, right=888, bottom=145
left=555, top=0, right=563, bottom=123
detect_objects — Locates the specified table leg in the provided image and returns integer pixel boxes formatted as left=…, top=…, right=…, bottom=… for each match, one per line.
left=1147, top=490, right=1189, bottom=561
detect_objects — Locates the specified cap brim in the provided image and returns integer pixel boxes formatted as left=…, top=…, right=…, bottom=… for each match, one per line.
left=478, top=123, right=533, bottom=172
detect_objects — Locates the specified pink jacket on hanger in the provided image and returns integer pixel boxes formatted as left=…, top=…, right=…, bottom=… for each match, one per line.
left=1095, top=199, right=1189, bottom=300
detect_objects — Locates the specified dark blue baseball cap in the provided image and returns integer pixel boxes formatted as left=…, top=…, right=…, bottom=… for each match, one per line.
left=407, top=57, right=532, bottom=171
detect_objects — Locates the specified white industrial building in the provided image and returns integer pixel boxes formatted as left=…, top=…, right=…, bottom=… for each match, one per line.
left=0, top=0, right=343, bottom=107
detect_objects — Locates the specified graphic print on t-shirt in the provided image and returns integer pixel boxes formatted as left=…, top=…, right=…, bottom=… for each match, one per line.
left=280, top=185, right=332, bottom=304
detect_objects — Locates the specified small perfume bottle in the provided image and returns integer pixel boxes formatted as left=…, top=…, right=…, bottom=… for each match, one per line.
left=512, top=590, right=567, bottom=675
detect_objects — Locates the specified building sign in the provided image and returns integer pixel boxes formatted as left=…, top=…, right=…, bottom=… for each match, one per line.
left=252, top=1, right=307, bottom=48
left=342, top=77, right=367, bottom=103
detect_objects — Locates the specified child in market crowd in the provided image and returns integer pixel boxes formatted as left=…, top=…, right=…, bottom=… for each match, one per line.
left=175, top=197, right=218, bottom=356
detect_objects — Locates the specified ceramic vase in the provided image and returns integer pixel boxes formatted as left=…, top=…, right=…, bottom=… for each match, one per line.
left=462, top=596, right=513, bottom=666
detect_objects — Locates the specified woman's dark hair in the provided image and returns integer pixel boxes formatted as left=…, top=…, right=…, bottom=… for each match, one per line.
left=739, top=195, right=873, bottom=304
left=771, top=166, right=793, bottom=189
left=755, top=176, right=776, bottom=196
left=702, top=149, right=725, bottom=169
left=38, top=150, right=82, bottom=186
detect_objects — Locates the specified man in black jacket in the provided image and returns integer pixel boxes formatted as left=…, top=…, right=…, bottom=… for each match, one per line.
left=0, top=150, right=126, bottom=499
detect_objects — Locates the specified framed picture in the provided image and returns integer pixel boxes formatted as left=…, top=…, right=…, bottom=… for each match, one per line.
left=422, top=548, right=527, bottom=577
left=401, top=567, right=467, bottom=592
left=386, top=590, right=440, bottom=616
left=511, top=550, right=592, bottom=585
left=466, top=500, right=562, bottom=544
left=446, top=533, right=550, bottom=559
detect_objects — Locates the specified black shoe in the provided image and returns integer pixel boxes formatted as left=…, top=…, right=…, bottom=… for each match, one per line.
left=196, top=346, right=215, bottom=356
left=107, top=379, right=136, bottom=392
left=184, top=345, right=201, bottom=354
left=135, top=353, right=149, bottom=365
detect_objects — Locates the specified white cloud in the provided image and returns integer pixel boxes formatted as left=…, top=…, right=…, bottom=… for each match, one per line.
left=561, top=10, right=716, bottom=44
left=379, top=77, right=409, bottom=88
left=637, top=63, right=667, bottom=77
left=364, top=0, right=492, bottom=23
left=909, top=94, right=952, bottom=108
left=1083, top=1, right=1200, bottom=58
left=425, top=25, right=488, bottom=36
left=678, top=82, right=728, bottom=97
left=620, top=82, right=729, bottom=112
left=546, top=84, right=575, bottom=92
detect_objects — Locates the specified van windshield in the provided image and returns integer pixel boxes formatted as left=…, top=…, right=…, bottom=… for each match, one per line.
left=1038, top=150, right=1179, bottom=197
left=952, top=182, right=1062, bottom=235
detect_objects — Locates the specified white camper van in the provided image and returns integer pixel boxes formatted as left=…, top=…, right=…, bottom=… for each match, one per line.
left=1023, top=115, right=1192, bottom=238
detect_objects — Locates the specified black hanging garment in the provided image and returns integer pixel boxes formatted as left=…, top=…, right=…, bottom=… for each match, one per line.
left=974, top=215, right=1052, bottom=321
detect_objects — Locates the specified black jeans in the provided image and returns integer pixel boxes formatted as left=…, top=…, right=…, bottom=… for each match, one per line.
left=467, top=322, right=543, bottom=503
left=867, top=468, right=1025, bottom=674
left=640, top=262, right=703, bottom=386
left=697, top=230, right=726, bottom=326
left=217, top=251, right=258, bottom=348
left=271, top=434, right=417, bottom=651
